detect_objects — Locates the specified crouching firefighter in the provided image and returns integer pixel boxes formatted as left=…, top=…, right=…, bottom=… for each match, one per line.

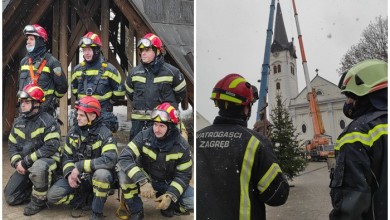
left=4, top=84, right=61, bottom=216
left=47, top=96, right=118, bottom=220
left=117, top=103, right=194, bottom=219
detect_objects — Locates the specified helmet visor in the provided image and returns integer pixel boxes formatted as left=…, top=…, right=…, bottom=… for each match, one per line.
left=137, top=38, right=152, bottom=48
left=23, top=25, right=36, bottom=35
left=79, top=37, right=94, bottom=47
left=17, top=91, right=31, bottom=100
left=151, top=110, right=170, bottom=122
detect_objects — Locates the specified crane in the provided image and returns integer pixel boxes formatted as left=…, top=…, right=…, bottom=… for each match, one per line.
left=291, top=0, right=332, bottom=161
left=254, top=0, right=276, bottom=137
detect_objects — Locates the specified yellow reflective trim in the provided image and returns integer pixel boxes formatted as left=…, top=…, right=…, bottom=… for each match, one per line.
left=131, top=114, right=152, bottom=120
left=240, top=136, right=260, bottom=220
left=72, top=88, right=78, bottom=94
left=102, top=143, right=118, bottom=154
left=64, top=144, right=73, bottom=155
left=113, top=90, right=126, bottom=96
left=55, top=194, right=74, bottom=205
left=31, top=128, right=45, bottom=139
left=44, top=132, right=60, bottom=142
left=128, top=142, right=140, bottom=157
left=92, top=179, right=110, bottom=189
left=103, top=70, right=122, bottom=84
left=170, top=181, right=184, bottom=195
left=54, top=91, right=65, bottom=97
left=32, top=189, right=47, bottom=196
left=14, top=128, right=25, bottom=139
left=21, top=65, right=50, bottom=73
left=132, top=76, right=146, bottom=83
left=257, top=163, right=282, bottom=193
left=173, top=80, right=186, bottom=92
left=154, top=76, right=173, bottom=83
left=142, top=147, right=157, bottom=160
left=78, top=92, right=112, bottom=101
left=49, top=162, right=57, bottom=171
left=92, top=140, right=102, bottom=150
left=166, top=153, right=183, bottom=161
left=128, top=166, right=141, bottom=179
left=177, top=160, right=192, bottom=171
left=44, top=89, right=54, bottom=95
left=84, top=160, right=92, bottom=172
left=123, top=189, right=139, bottom=199
left=31, top=152, right=38, bottom=162
left=93, top=188, right=108, bottom=197
left=335, top=124, right=388, bottom=150
left=63, top=162, right=75, bottom=172
left=8, top=134, right=17, bottom=144
left=229, top=77, right=246, bottom=89
left=125, top=84, right=134, bottom=93
left=11, top=154, right=22, bottom=163
left=72, top=70, right=82, bottom=81
left=51, top=155, right=60, bottom=163
left=120, top=183, right=137, bottom=190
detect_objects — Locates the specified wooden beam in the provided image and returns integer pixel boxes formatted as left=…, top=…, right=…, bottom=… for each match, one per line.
left=101, top=0, right=110, bottom=58
left=3, top=0, right=54, bottom=70
left=2, top=0, right=23, bottom=28
left=113, top=0, right=151, bottom=35
left=59, top=0, right=69, bottom=135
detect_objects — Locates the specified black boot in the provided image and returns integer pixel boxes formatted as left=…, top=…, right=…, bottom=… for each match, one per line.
left=90, top=212, right=104, bottom=220
left=129, top=210, right=144, bottom=220
left=23, top=196, right=46, bottom=216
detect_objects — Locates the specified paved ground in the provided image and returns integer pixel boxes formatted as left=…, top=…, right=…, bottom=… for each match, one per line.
left=267, top=162, right=333, bottom=220
left=2, top=136, right=194, bottom=220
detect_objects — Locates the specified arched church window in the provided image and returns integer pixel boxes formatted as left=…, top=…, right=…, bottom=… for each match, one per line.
left=291, top=66, right=294, bottom=75
left=278, top=64, right=281, bottom=73
left=340, top=120, right=345, bottom=129
left=273, top=66, right=277, bottom=74
left=302, top=124, right=307, bottom=133
left=276, top=82, right=280, bottom=90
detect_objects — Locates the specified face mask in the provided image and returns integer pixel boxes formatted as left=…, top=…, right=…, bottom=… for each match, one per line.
left=343, top=102, right=356, bottom=119
left=26, top=45, right=35, bottom=52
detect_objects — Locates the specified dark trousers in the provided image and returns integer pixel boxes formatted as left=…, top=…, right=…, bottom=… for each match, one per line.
left=129, top=120, right=153, bottom=141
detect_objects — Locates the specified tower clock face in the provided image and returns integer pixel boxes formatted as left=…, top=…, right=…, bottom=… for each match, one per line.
left=273, top=52, right=279, bottom=57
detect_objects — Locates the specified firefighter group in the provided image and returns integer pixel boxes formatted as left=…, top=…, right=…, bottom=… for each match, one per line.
left=4, top=23, right=388, bottom=220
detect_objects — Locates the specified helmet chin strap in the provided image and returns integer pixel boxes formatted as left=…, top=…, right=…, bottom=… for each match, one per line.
left=21, top=100, right=39, bottom=117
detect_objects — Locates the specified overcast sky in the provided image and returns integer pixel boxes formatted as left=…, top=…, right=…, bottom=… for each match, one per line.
left=196, top=0, right=388, bottom=128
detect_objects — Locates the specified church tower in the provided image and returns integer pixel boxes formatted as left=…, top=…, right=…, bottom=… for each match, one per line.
left=268, top=2, right=298, bottom=110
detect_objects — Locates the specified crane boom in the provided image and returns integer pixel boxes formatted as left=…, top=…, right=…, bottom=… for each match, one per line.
left=257, top=0, right=276, bottom=121
left=291, top=0, right=326, bottom=137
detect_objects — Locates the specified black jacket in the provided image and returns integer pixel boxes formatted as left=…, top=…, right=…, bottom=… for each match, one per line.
left=62, top=118, right=118, bottom=178
left=19, top=52, right=68, bottom=113
left=125, top=56, right=187, bottom=120
left=196, top=116, right=289, bottom=220
left=118, top=126, right=192, bottom=202
left=330, top=110, right=387, bottom=220
left=8, top=111, right=61, bottom=169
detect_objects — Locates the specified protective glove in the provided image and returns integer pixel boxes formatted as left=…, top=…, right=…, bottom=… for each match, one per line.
left=140, top=182, right=155, bottom=198
left=155, top=194, right=172, bottom=210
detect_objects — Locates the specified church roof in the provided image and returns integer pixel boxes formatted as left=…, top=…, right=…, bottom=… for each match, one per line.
left=271, top=1, right=297, bottom=58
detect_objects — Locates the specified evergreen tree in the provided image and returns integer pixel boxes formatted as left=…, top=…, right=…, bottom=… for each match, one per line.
left=269, top=93, right=307, bottom=181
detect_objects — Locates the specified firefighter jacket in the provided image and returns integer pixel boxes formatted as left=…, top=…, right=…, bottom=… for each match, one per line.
left=196, top=116, right=289, bottom=220
left=118, top=126, right=192, bottom=202
left=19, top=52, right=68, bottom=113
left=71, top=57, right=125, bottom=112
left=330, top=110, right=387, bottom=220
left=125, top=55, right=187, bottom=121
left=8, top=110, right=61, bottom=169
left=62, top=118, right=118, bottom=178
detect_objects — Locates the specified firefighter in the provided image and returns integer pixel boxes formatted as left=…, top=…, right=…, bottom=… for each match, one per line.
left=117, top=103, right=193, bottom=219
left=47, top=96, right=118, bottom=220
left=71, top=32, right=125, bottom=132
left=4, top=84, right=61, bottom=216
left=125, top=33, right=187, bottom=141
left=19, top=24, right=68, bottom=117
left=330, top=60, right=388, bottom=220
left=196, top=73, right=289, bottom=219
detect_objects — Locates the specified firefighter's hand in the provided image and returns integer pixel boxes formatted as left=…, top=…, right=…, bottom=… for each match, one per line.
left=140, top=182, right=155, bottom=198
left=16, top=161, right=27, bottom=175
left=68, top=168, right=80, bottom=188
left=155, top=194, right=172, bottom=210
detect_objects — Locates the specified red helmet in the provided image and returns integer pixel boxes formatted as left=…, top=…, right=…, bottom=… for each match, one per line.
left=75, top=96, right=101, bottom=117
left=79, top=32, right=103, bottom=48
left=18, top=84, right=46, bottom=103
left=23, top=24, right=48, bottom=42
left=151, top=102, right=179, bottom=124
left=211, top=73, right=254, bottom=106
left=137, top=33, right=163, bottom=51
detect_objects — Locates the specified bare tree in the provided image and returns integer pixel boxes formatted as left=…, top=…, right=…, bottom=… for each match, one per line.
left=337, top=16, right=388, bottom=74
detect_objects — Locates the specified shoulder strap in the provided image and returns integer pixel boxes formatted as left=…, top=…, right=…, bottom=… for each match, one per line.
left=83, top=62, right=107, bottom=96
